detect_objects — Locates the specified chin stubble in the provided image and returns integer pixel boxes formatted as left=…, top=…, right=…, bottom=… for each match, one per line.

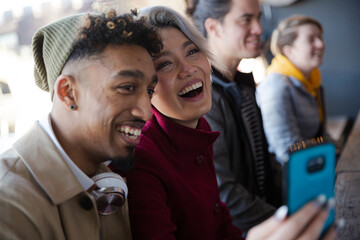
left=110, top=146, right=137, bottom=172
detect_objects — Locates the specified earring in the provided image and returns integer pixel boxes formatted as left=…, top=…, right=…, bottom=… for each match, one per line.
left=70, top=105, right=76, bottom=110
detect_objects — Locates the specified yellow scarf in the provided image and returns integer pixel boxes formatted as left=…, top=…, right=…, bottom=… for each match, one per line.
left=266, top=54, right=324, bottom=123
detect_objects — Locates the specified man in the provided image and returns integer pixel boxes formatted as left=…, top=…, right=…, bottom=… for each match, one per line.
left=187, top=0, right=282, bottom=233
left=0, top=10, right=162, bottom=239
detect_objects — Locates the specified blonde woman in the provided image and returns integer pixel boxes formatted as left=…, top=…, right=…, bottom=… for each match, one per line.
left=257, top=15, right=327, bottom=164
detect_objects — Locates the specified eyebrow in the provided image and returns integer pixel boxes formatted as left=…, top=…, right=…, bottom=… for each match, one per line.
left=111, top=69, right=158, bottom=86
left=113, top=70, right=145, bottom=80
left=154, top=40, right=195, bottom=60
left=239, top=11, right=262, bottom=19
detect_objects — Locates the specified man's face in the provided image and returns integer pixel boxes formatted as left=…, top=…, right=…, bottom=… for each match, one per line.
left=74, top=44, right=157, bottom=170
left=217, top=0, right=263, bottom=59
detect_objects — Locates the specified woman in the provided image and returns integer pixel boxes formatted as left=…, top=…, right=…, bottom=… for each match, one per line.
left=112, top=7, right=337, bottom=240
left=257, top=15, right=328, bottom=164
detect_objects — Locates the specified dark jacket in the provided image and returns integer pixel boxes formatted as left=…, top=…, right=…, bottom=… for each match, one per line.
left=122, top=107, right=243, bottom=239
left=204, top=69, right=282, bottom=232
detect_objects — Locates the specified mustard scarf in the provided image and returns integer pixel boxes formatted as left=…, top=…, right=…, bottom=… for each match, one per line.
left=266, top=54, right=324, bottom=123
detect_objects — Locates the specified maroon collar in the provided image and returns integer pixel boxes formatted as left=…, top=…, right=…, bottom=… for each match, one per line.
left=142, top=107, right=219, bottom=156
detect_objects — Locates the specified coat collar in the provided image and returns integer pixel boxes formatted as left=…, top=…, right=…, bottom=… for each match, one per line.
left=148, top=107, right=219, bottom=156
left=13, top=122, right=108, bottom=205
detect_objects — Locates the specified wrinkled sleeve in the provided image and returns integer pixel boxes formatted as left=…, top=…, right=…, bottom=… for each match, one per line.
left=205, top=94, right=275, bottom=233
left=257, top=74, right=301, bottom=163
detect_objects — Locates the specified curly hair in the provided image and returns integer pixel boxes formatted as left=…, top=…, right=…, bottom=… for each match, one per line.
left=68, top=9, right=163, bottom=63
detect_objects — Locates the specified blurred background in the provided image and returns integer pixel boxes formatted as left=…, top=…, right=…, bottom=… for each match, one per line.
left=0, top=0, right=185, bottom=152
left=0, top=0, right=359, bottom=152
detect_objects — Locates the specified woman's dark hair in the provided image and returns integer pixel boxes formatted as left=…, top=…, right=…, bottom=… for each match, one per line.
left=68, top=9, right=163, bottom=62
left=186, top=0, right=233, bottom=37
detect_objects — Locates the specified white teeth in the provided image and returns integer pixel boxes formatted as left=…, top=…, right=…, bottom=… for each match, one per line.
left=134, top=129, right=141, bottom=136
left=119, top=126, right=141, bottom=138
left=178, top=82, right=203, bottom=96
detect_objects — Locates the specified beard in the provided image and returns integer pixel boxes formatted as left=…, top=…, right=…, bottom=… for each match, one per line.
left=110, top=146, right=137, bottom=172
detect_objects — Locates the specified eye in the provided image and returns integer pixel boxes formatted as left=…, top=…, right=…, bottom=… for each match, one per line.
left=117, top=85, right=135, bottom=94
left=187, top=48, right=200, bottom=56
left=156, top=61, right=172, bottom=71
left=239, top=17, right=251, bottom=25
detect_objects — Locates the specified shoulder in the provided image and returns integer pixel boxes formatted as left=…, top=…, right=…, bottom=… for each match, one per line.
left=1, top=148, right=46, bottom=201
left=209, top=75, right=232, bottom=109
left=258, top=73, right=292, bottom=96
left=0, top=149, right=55, bottom=231
left=260, top=73, right=290, bottom=88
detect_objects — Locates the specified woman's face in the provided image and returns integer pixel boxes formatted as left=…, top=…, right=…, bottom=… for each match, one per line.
left=285, top=24, right=325, bottom=76
left=151, top=27, right=212, bottom=128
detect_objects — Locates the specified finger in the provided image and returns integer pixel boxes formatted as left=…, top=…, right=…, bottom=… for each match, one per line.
left=297, top=198, right=335, bottom=240
left=297, top=208, right=329, bottom=240
left=322, top=217, right=345, bottom=240
left=247, top=206, right=288, bottom=239
left=321, top=225, right=337, bottom=240
left=267, top=195, right=326, bottom=240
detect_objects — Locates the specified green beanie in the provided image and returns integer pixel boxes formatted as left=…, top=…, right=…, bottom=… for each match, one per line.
left=32, top=13, right=86, bottom=99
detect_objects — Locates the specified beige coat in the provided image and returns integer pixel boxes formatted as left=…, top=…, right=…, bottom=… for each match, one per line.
left=0, top=122, right=132, bottom=239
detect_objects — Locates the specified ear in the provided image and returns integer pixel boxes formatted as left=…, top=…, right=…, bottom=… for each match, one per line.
left=282, top=45, right=293, bottom=59
left=54, top=74, right=77, bottom=109
left=204, top=18, right=221, bottom=38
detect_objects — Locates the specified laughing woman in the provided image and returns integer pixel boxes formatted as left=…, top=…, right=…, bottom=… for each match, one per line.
left=112, top=7, right=337, bottom=240
left=257, top=15, right=329, bottom=164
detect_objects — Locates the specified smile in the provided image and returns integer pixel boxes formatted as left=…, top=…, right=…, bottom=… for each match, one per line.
left=119, top=125, right=142, bottom=140
left=313, top=50, right=323, bottom=56
left=178, top=82, right=203, bottom=98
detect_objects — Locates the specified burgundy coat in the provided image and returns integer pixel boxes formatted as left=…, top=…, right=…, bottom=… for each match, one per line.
left=121, top=108, right=243, bottom=239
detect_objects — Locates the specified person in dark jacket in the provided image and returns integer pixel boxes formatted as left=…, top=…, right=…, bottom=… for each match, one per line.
left=110, top=6, right=337, bottom=240
left=186, top=0, right=282, bottom=232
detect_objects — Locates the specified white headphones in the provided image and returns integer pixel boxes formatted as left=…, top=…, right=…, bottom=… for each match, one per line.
left=91, top=172, right=128, bottom=215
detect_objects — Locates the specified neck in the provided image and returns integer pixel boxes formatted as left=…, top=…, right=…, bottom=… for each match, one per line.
left=286, top=56, right=312, bottom=80
left=226, top=58, right=241, bottom=80
left=50, top=111, right=99, bottom=177
left=209, top=38, right=240, bottom=81
left=299, top=68, right=311, bottom=80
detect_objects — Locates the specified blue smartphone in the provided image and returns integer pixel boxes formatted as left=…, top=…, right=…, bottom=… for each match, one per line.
left=283, top=139, right=336, bottom=233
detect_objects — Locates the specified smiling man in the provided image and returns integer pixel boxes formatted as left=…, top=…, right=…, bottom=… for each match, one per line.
left=187, top=0, right=282, bottom=233
left=0, top=10, right=162, bottom=239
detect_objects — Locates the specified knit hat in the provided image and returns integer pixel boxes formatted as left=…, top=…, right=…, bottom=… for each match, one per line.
left=32, top=13, right=86, bottom=99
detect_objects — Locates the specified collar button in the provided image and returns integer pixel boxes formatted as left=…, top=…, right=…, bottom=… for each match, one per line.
left=79, top=196, right=93, bottom=211
left=194, top=155, right=204, bottom=165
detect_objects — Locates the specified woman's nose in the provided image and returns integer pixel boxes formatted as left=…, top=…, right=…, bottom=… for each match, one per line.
left=178, top=59, right=196, bottom=79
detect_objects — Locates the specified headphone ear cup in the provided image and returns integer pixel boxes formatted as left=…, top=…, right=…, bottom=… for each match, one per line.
left=91, top=172, right=128, bottom=215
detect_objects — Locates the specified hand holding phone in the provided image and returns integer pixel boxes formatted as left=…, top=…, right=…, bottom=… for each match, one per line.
left=283, top=138, right=336, bottom=233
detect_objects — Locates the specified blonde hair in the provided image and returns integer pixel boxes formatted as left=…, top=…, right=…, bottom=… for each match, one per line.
left=270, top=15, right=323, bottom=55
